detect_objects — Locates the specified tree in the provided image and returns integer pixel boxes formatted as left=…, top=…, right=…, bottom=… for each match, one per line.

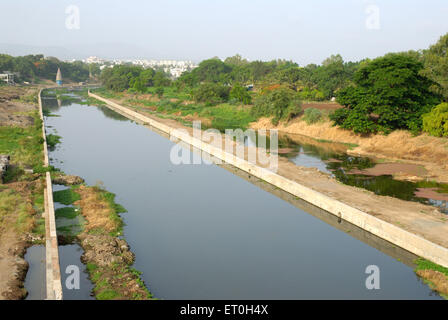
left=132, top=77, right=146, bottom=93
left=192, top=83, right=230, bottom=105
left=251, top=87, right=302, bottom=125
left=152, top=71, right=171, bottom=87
left=422, top=102, right=448, bottom=137
left=422, top=33, right=448, bottom=101
left=229, top=83, right=252, bottom=104
left=224, top=54, right=248, bottom=67
left=155, top=87, right=164, bottom=98
left=331, top=54, right=441, bottom=134
left=191, top=58, right=232, bottom=83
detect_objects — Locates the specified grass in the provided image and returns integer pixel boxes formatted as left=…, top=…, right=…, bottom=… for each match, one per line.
left=53, top=187, right=81, bottom=205
left=415, top=258, right=448, bottom=299
left=0, top=111, right=44, bottom=172
left=0, top=188, right=33, bottom=234
left=55, top=206, right=79, bottom=219
left=46, top=134, right=61, bottom=149
left=415, top=258, right=448, bottom=277
left=94, top=88, right=256, bottom=131
left=94, top=187, right=126, bottom=237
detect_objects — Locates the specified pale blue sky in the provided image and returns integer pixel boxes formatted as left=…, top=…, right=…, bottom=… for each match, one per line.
left=1, top=0, right=447, bottom=64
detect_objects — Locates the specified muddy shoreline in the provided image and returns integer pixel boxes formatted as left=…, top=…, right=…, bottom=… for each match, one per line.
left=53, top=178, right=153, bottom=300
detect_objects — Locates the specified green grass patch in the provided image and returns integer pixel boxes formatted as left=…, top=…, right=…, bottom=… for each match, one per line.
left=95, top=188, right=126, bottom=236
left=53, top=187, right=81, bottom=205
left=96, top=289, right=119, bottom=300
left=55, top=206, right=79, bottom=219
left=46, top=134, right=61, bottom=149
left=415, top=258, right=448, bottom=277
left=0, top=111, right=44, bottom=171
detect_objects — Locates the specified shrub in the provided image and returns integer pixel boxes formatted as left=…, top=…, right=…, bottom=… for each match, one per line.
left=422, top=103, right=448, bottom=137
left=229, top=83, right=252, bottom=104
left=251, top=87, right=302, bottom=124
left=303, top=108, right=322, bottom=124
left=192, top=83, right=230, bottom=105
left=332, top=54, right=440, bottom=134
left=155, top=87, right=164, bottom=98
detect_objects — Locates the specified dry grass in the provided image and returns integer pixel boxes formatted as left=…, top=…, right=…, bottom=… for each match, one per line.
left=74, top=185, right=119, bottom=234
left=416, top=269, right=448, bottom=297
left=251, top=117, right=448, bottom=170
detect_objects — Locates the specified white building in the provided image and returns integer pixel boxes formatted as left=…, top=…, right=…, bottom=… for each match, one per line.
left=0, top=72, right=15, bottom=84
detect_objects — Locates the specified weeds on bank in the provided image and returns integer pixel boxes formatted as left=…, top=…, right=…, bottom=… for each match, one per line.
left=415, top=258, right=448, bottom=299
left=0, top=111, right=44, bottom=171
left=46, top=134, right=61, bottom=150
left=53, top=187, right=81, bottom=205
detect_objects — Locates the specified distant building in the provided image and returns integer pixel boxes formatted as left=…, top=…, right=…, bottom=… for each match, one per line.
left=0, top=71, right=15, bottom=84
left=56, top=68, right=63, bottom=86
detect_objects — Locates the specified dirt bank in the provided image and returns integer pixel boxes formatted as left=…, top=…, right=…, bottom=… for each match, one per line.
left=0, top=180, right=46, bottom=300
left=251, top=117, right=448, bottom=184
left=73, top=185, right=152, bottom=300
left=0, top=86, right=46, bottom=300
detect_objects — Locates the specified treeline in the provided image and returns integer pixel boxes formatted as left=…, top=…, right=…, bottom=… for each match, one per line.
left=175, top=54, right=358, bottom=101
left=100, top=65, right=172, bottom=92
left=98, top=32, right=448, bottom=137
left=0, top=54, right=100, bottom=83
left=331, top=33, right=448, bottom=135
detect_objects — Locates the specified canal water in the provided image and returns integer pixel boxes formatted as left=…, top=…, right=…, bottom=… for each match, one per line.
left=41, top=91, right=442, bottom=299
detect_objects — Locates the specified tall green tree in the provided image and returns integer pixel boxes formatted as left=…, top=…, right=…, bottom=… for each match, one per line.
left=331, top=54, right=441, bottom=133
left=422, top=33, right=448, bottom=101
left=230, top=83, right=252, bottom=104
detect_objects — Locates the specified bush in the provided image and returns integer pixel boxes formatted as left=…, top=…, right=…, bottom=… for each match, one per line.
left=332, top=54, right=440, bottom=134
left=229, top=83, right=252, bottom=104
left=155, top=87, right=164, bottom=97
left=251, top=87, right=302, bottom=124
left=303, top=108, right=322, bottom=124
left=192, top=83, right=230, bottom=105
left=422, top=103, right=448, bottom=137
left=298, top=87, right=326, bottom=101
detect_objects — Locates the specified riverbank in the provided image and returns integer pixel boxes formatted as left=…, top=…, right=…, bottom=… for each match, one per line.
left=51, top=179, right=153, bottom=300
left=90, top=91, right=448, bottom=298
left=0, top=86, right=47, bottom=299
left=251, top=117, right=448, bottom=184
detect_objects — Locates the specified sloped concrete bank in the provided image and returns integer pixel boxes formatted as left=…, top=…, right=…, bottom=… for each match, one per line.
left=38, top=89, right=63, bottom=300
left=89, top=91, right=448, bottom=269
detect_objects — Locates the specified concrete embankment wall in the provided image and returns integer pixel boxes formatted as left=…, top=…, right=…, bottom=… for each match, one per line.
left=38, top=89, right=63, bottom=300
left=89, top=91, right=448, bottom=268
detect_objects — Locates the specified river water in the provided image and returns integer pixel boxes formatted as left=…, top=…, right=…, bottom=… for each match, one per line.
left=38, top=91, right=443, bottom=300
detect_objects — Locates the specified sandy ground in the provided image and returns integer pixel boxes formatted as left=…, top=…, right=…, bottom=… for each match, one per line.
left=104, top=96, right=448, bottom=251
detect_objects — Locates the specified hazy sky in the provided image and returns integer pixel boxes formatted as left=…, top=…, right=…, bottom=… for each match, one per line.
left=1, top=0, right=447, bottom=64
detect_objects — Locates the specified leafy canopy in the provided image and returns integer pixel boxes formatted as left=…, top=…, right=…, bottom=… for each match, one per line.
left=422, top=102, right=448, bottom=137
left=331, top=54, right=441, bottom=134
left=252, top=86, right=302, bottom=125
